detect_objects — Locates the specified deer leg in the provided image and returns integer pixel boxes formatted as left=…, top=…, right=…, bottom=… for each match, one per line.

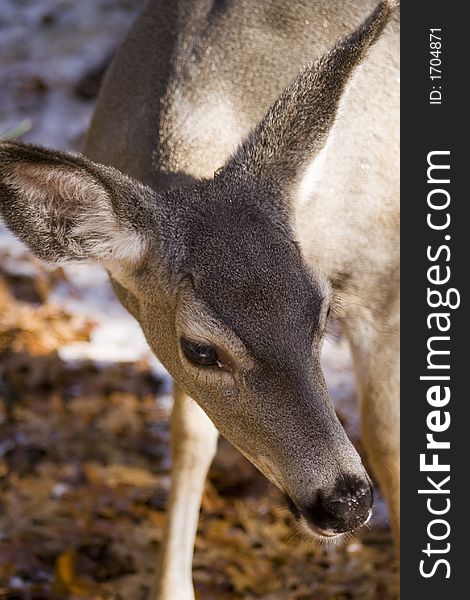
left=361, top=359, right=400, bottom=551
left=152, top=384, right=219, bottom=600
left=350, top=317, right=400, bottom=554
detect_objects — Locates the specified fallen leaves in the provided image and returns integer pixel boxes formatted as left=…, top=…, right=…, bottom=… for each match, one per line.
left=0, top=263, right=92, bottom=357
left=53, top=550, right=97, bottom=597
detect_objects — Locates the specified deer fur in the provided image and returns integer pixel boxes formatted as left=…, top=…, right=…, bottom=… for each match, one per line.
left=0, top=1, right=399, bottom=598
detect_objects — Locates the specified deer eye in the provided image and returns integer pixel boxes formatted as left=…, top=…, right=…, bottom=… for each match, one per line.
left=180, top=338, right=222, bottom=368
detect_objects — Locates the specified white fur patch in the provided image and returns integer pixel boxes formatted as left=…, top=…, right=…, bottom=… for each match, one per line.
left=297, top=133, right=334, bottom=207
left=161, top=89, right=244, bottom=177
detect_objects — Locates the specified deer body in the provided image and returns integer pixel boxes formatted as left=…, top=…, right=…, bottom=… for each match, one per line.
left=0, top=2, right=399, bottom=598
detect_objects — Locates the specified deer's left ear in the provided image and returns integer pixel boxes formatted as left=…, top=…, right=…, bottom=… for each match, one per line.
left=223, top=0, right=396, bottom=204
left=0, top=140, right=157, bottom=264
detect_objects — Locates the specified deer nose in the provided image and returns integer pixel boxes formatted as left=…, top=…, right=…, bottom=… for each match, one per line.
left=301, top=475, right=373, bottom=535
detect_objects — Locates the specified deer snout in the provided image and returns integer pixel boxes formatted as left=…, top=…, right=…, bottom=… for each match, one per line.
left=298, top=475, right=373, bottom=536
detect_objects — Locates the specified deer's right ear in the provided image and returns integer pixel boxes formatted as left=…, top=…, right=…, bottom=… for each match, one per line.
left=0, top=141, right=156, bottom=265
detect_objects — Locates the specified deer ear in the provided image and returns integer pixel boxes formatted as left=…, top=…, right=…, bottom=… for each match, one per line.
left=224, top=0, right=396, bottom=201
left=0, top=141, right=155, bottom=264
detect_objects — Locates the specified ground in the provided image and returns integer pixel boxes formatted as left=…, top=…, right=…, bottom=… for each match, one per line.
left=0, top=1, right=397, bottom=598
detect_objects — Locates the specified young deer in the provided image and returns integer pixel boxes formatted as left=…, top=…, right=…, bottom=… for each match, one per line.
left=0, top=1, right=399, bottom=598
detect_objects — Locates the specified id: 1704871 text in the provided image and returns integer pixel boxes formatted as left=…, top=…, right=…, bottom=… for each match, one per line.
left=429, top=29, right=442, bottom=105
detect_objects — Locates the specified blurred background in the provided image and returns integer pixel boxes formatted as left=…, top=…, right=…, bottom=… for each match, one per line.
left=0, top=1, right=396, bottom=598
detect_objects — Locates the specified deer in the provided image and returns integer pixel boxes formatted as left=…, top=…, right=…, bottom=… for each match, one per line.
left=0, top=0, right=399, bottom=598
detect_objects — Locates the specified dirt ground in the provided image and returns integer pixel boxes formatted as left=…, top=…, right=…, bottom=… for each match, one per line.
left=0, top=1, right=397, bottom=598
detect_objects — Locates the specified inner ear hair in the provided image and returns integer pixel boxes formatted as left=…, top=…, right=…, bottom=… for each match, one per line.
left=0, top=140, right=151, bottom=264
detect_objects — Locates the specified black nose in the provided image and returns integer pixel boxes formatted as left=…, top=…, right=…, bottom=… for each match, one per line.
left=302, top=475, right=373, bottom=534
